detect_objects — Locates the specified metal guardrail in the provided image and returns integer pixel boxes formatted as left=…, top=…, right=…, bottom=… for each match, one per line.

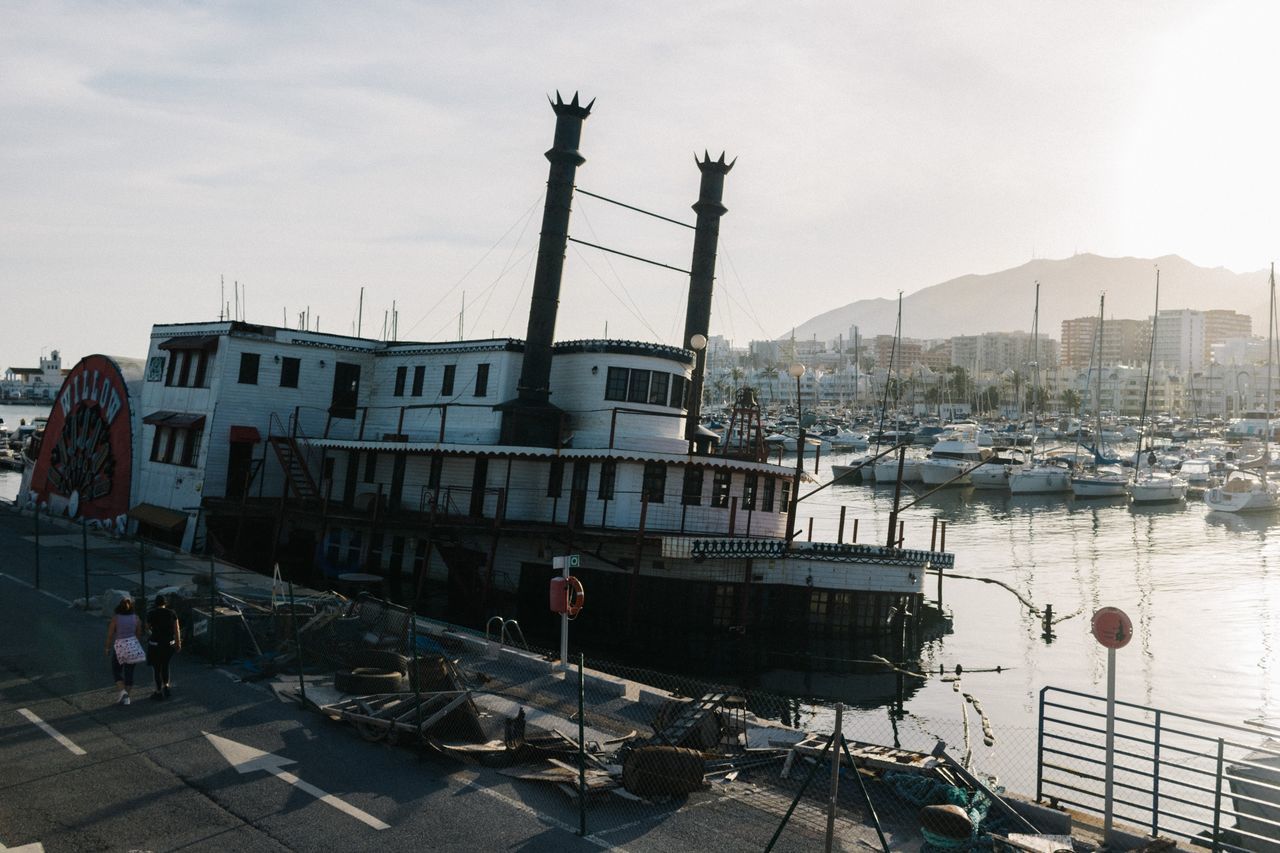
left=1037, top=685, right=1280, bottom=851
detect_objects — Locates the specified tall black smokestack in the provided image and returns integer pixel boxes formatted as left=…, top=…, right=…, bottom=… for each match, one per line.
left=682, top=151, right=734, bottom=450
left=499, top=91, right=593, bottom=447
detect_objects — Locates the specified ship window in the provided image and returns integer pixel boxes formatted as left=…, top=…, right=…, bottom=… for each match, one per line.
left=831, top=592, right=853, bottom=635
left=642, top=462, right=666, bottom=503
left=177, top=350, right=192, bottom=387
left=547, top=460, right=564, bottom=498
left=669, top=375, right=687, bottom=409
left=394, top=366, right=407, bottom=397
left=682, top=466, right=703, bottom=506
left=627, top=369, right=651, bottom=404
left=441, top=364, right=456, bottom=396
left=238, top=352, right=260, bottom=385
left=280, top=357, right=300, bottom=388
left=809, top=590, right=830, bottom=627
left=474, top=363, right=489, bottom=397
left=742, top=473, right=758, bottom=511
left=411, top=365, right=425, bottom=396
left=605, top=367, right=628, bottom=401
left=779, top=480, right=791, bottom=513
left=711, top=585, right=736, bottom=628
left=648, top=372, right=669, bottom=405
left=150, top=427, right=165, bottom=462
left=162, top=427, right=178, bottom=464
left=326, top=528, right=342, bottom=565
left=180, top=426, right=203, bottom=467
left=761, top=478, right=776, bottom=512
left=711, top=470, right=731, bottom=508
left=598, top=460, right=616, bottom=500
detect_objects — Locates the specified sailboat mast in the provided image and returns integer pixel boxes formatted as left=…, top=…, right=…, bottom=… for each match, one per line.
left=875, top=292, right=902, bottom=450
left=1266, top=263, right=1275, bottom=484
left=1135, top=269, right=1160, bottom=473
left=1031, top=281, right=1040, bottom=447
left=1096, top=293, right=1106, bottom=453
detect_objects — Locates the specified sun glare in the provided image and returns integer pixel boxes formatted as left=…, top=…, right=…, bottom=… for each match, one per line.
left=1119, top=2, right=1280, bottom=271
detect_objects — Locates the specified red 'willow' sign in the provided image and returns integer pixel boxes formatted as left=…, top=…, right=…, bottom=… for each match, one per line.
left=29, top=355, right=134, bottom=521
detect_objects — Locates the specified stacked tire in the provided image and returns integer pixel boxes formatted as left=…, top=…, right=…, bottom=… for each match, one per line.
left=334, top=650, right=408, bottom=694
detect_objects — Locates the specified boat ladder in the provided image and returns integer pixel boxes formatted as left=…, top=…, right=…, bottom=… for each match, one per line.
left=484, top=616, right=528, bottom=650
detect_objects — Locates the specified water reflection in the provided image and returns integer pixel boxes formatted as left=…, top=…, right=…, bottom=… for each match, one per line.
left=1204, top=510, right=1272, bottom=538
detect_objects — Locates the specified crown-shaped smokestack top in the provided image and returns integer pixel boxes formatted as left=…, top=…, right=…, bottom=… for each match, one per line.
left=696, top=150, right=736, bottom=173
left=550, top=90, right=595, bottom=119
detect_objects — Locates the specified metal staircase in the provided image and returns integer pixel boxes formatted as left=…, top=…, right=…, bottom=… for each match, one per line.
left=267, top=413, right=320, bottom=502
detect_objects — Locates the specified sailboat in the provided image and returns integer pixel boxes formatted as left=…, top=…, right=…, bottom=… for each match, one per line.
left=1129, top=269, right=1188, bottom=504
left=1009, top=281, right=1073, bottom=494
left=1071, top=293, right=1129, bottom=498
left=1205, top=263, right=1280, bottom=513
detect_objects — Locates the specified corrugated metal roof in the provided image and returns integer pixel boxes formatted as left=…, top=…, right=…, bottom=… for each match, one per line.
left=308, top=438, right=794, bottom=475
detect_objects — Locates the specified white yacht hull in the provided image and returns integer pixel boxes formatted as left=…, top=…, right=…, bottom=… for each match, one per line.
left=1204, top=482, right=1280, bottom=513
left=1129, top=477, right=1188, bottom=504
left=920, top=459, right=973, bottom=486
left=970, top=464, right=1013, bottom=490
left=874, top=457, right=922, bottom=484
left=1008, top=466, right=1071, bottom=494
left=1071, top=475, right=1129, bottom=498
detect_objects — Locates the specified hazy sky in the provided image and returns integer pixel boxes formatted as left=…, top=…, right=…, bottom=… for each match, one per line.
left=4, top=0, right=1276, bottom=373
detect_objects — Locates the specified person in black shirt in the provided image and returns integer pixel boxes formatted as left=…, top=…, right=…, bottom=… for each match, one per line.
left=146, top=596, right=182, bottom=700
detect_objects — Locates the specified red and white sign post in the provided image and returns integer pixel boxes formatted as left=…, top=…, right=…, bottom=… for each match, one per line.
left=1091, top=606, right=1133, bottom=839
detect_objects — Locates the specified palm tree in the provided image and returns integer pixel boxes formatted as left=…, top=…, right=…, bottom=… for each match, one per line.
left=1060, top=388, right=1082, bottom=415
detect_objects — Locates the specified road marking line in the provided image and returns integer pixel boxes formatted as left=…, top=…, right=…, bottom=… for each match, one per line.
left=17, top=708, right=87, bottom=756
left=204, top=731, right=390, bottom=831
left=0, top=573, right=71, bottom=605
left=457, top=775, right=625, bottom=851
left=37, top=589, right=70, bottom=605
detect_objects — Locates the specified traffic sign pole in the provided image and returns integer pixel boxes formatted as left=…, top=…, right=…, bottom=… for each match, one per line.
left=559, top=557, right=569, bottom=668
left=1104, top=645, right=1117, bottom=837
left=1091, top=606, right=1132, bottom=842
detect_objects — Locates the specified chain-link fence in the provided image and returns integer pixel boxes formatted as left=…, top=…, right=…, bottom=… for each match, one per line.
left=207, top=582, right=1061, bottom=852
left=0, top=503, right=1160, bottom=850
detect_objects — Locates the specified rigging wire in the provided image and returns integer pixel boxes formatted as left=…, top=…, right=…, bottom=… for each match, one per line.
left=718, top=242, right=772, bottom=338
left=402, top=192, right=544, bottom=338
left=497, top=251, right=538, bottom=336
left=568, top=244, right=665, bottom=340
left=467, top=200, right=540, bottom=338
left=570, top=202, right=671, bottom=340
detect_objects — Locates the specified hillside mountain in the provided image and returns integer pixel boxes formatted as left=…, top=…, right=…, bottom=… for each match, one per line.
left=786, top=254, right=1270, bottom=342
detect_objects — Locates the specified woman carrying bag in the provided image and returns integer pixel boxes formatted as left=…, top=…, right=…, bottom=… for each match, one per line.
left=105, top=598, right=145, bottom=706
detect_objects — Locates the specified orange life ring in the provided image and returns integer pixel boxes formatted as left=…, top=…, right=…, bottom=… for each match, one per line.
left=565, top=576, right=585, bottom=617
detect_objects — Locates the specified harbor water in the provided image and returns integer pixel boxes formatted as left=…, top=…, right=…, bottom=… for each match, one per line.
left=763, top=447, right=1280, bottom=794
left=4, top=410, right=1275, bottom=794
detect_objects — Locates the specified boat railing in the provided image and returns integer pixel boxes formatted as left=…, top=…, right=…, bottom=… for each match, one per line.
left=411, top=483, right=791, bottom=540
left=1038, top=685, right=1280, bottom=851
left=484, top=616, right=529, bottom=650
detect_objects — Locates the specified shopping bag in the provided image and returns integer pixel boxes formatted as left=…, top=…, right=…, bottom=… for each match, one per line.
left=114, top=636, right=147, bottom=665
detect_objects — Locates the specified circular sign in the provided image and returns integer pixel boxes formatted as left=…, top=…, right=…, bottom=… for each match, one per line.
left=1091, top=607, right=1133, bottom=649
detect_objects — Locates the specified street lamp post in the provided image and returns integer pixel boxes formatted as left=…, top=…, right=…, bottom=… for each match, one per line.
left=785, top=362, right=805, bottom=546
